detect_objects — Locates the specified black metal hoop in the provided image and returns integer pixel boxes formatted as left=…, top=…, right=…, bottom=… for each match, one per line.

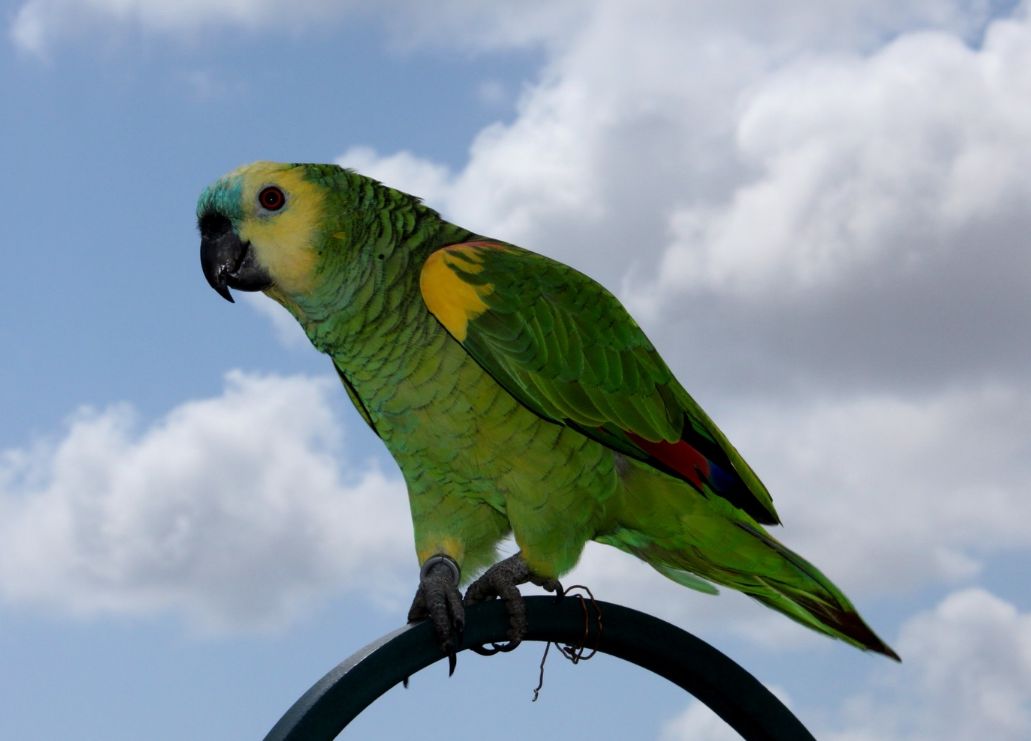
left=264, top=596, right=814, bottom=741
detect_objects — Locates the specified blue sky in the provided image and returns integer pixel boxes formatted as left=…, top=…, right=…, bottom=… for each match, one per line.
left=3, top=2, right=1031, bottom=739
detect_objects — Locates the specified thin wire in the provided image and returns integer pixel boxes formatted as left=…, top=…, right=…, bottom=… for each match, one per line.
left=532, top=585, right=602, bottom=701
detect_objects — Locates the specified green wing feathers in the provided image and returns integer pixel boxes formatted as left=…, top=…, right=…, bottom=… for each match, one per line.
left=420, top=241, right=780, bottom=524
left=420, top=239, right=897, bottom=659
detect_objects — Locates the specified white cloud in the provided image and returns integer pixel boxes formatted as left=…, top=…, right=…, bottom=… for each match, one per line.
left=9, top=0, right=45, bottom=53
left=240, top=293, right=310, bottom=349
left=822, top=588, right=1031, bottom=740
left=658, top=589, right=1031, bottom=740
left=337, top=147, right=453, bottom=212
left=660, top=686, right=793, bottom=741
left=10, top=0, right=1005, bottom=58
left=323, top=2, right=1031, bottom=663
left=555, top=380, right=1031, bottom=662
left=327, top=0, right=1031, bottom=637
left=9, top=8, right=1031, bottom=739
left=330, top=3, right=1031, bottom=399
left=0, top=371, right=412, bottom=632
left=658, top=701, right=743, bottom=741
left=644, top=17, right=1031, bottom=391
left=728, top=384, right=1031, bottom=595
left=7, top=0, right=577, bottom=56
left=14, top=0, right=1029, bottom=680
left=9, top=0, right=346, bottom=55
left=475, top=79, right=510, bottom=107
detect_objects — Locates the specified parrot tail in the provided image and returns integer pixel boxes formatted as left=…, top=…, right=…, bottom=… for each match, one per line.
left=605, top=453, right=899, bottom=660
left=602, top=520, right=900, bottom=661
left=728, top=523, right=900, bottom=660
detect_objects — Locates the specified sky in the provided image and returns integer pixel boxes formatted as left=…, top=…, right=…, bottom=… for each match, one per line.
left=2, top=1, right=1030, bottom=738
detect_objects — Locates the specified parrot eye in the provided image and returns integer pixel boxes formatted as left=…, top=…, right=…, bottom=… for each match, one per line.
left=258, top=186, right=286, bottom=212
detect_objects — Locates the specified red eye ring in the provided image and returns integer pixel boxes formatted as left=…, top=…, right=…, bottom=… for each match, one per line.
left=258, top=186, right=286, bottom=211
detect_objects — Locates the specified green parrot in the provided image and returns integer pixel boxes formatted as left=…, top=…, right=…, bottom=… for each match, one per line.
left=198, top=161, right=898, bottom=663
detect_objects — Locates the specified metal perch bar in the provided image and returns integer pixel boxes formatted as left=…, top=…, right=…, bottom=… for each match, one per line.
left=263, top=596, right=815, bottom=741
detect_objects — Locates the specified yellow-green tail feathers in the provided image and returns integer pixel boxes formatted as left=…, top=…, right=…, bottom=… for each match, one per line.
left=734, top=523, right=900, bottom=660
left=605, top=519, right=899, bottom=660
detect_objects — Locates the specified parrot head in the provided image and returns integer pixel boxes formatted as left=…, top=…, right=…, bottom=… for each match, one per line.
left=197, top=161, right=347, bottom=304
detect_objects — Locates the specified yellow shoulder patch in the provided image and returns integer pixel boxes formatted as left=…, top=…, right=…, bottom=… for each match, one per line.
left=420, top=243, right=496, bottom=342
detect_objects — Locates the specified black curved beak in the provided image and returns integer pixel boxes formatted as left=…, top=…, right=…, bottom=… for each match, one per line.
left=199, top=212, right=272, bottom=303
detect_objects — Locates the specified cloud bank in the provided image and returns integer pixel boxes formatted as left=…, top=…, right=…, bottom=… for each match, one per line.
left=0, top=372, right=411, bottom=632
left=338, top=2, right=1031, bottom=400
left=7, top=2, right=1030, bottom=738
left=661, top=589, right=1031, bottom=741
left=339, top=0, right=1031, bottom=629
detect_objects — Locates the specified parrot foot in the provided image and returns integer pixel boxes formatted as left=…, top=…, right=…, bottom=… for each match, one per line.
left=464, top=552, right=563, bottom=655
left=407, top=555, right=463, bottom=676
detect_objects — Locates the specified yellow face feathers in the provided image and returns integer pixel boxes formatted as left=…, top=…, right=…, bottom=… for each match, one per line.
left=235, top=162, right=326, bottom=296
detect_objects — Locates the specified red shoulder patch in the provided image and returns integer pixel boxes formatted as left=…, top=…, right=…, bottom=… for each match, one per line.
left=626, top=432, right=710, bottom=489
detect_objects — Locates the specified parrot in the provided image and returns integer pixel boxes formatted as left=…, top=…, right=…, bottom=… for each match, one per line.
left=198, top=161, right=899, bottom=665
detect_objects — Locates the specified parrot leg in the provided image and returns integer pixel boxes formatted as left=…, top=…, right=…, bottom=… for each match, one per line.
left=407, top=555, right=464, bottom=676
left=464, top=552, right=563, bottom=654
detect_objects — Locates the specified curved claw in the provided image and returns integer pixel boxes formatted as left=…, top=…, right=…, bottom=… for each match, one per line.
left=469, top=640, right=521, bottom=656
left=407, top=556, right=464, bottom=674
left=463, top=552, right=563, bottom=651
left=539, top=577, right=564, bottom=599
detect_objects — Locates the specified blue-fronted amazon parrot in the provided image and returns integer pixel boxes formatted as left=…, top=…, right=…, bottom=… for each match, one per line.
left=198, top=161, right=898, bottom=664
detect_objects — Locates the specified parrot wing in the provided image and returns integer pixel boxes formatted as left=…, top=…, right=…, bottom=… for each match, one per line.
left=419, top=240, right=780, bottom=525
